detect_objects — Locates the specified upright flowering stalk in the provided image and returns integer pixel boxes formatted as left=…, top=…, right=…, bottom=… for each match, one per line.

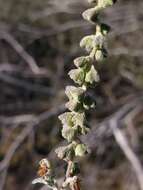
left=32, top=0, right=117, bottom=190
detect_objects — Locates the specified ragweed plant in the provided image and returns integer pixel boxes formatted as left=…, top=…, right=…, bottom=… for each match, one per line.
left=32, top=0, right=117, bottom=189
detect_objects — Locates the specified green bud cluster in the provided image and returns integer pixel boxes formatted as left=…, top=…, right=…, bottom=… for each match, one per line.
left=32, top=1, right=117, bottom=189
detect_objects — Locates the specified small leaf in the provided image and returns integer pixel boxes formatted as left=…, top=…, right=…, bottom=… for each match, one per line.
left=32, top=178, right=48, bottom=185
left=46, top=176, right=57, bottom=187
left=100, top=23, right=111, bottom=35
left=70, top=162, right=80, bottom=175
left=83, top=95, right=96, bottom=110
left=80, top=125, right=90, bottom=135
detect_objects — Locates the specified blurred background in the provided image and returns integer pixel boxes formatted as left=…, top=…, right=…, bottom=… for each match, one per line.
left=0, top=0, right=143, bottom=190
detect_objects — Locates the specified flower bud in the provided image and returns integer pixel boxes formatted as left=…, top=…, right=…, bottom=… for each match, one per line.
left=80, top=35, right=95, bottom=53
left=65, top=86, right=85, bottom=111
left=58, top=112, right=74, bottom=127
left=68, top=68, right=85, bottom=85
left=85, top=65, right=100, bottom=85
left=75, top=144, right=88, bottom=157
left=39, top=159, right=51, bottom=170
left=65, top=100, right=82, bottom=112
left=55, top=144, right=75, bottom=161
left=95, top=48, right=107, bottom=61
left=55, top=146, right=67, bottom=160
left=72, top=112, right=85, bottom=128
left=81, top=125, right=90, bottom=135
left=99, top=0, right=116, bottom=8
left=95, top=49, right=104, bottom=61
left=74, top=56, right=92, bottom=71
left=65, top=86, right=85, bottom=101
left=62, top=125, right=78, bottom=142
left=80, top=34, right=105, bottom=56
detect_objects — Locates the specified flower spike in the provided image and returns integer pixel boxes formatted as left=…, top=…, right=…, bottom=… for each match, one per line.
left=33, top=1, right=117, bottom=190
